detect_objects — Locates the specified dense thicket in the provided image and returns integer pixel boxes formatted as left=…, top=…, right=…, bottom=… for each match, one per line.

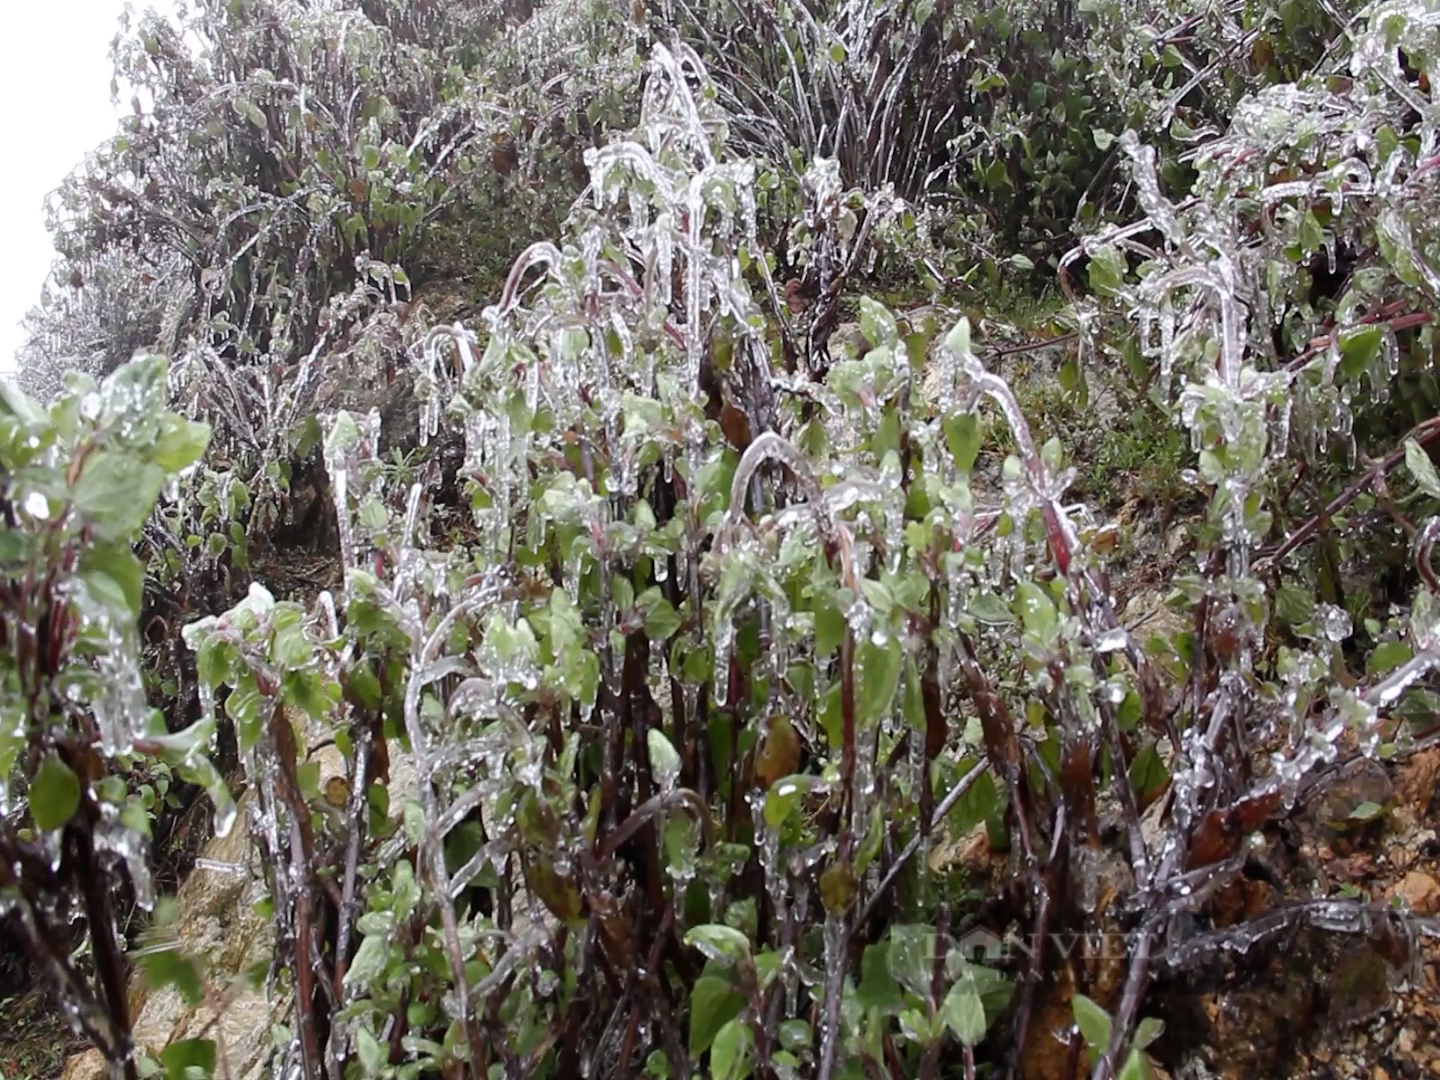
left=8, top=2, right=1440, bottom=1080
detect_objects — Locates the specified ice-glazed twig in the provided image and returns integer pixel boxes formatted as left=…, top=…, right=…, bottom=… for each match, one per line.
left=851, top=758, right=990, bottom=935
left=1257, top=415, right=1440, bottom=573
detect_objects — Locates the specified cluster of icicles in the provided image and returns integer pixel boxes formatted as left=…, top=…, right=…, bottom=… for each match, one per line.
left=1066, top=5, right=1440, bottom=880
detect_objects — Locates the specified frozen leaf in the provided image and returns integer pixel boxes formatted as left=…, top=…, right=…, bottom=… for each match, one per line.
left=325, top=411, right=361, bottom=454
left=685, top=924, right=752, bottom=964
left=968, top=591, right=1014, bottom=625
left=857, top=636, right=903, bottom=726
left=1015, top=581, right=1059, bottom=642
left=391, top=860, right=420, bottom=921
left=0, top=377, right=44, bottom=425
left=944, top=316, right=973, bottom=358
left=1087, top=245, right=1128, bottom=297
left=1274, top=583, right=1315, bottom=627
left=890, top=924, right=938, bottom=999
left=345, top=934, right=389, bottom=988
left=858, top=296, right=899, bottom=350
left=819, top=858, right=857, bottom=912
left=1349, top=800, right=1386, bottom=822
left=648, top=728, right=682, bottom=790
left=1338, top=325, right=1383, bottom=379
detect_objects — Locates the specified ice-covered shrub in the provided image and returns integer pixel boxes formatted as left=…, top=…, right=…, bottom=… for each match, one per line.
left=0, top=358, right=227, bottom=1071
left=12, top=3, right=1440, bottom=1080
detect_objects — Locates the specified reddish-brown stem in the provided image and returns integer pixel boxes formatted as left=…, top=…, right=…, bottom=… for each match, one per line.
left=1283, top=305, right=1427, bottom=373
left=1258, top=414, right=1440, bottom=572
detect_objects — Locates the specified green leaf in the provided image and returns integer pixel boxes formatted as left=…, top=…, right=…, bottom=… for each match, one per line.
left=942, top=973, right=988, bottom=1046
left=1274, top=582, right=1315, bottom=627
left=1349, top=799, right=1386, bottom=822
left=160, top=1039, right=215, bottom=1079
left=81, top=542, right=146, bottom=618
left=855, top=800, right=886, bottom=876
left=778, top=1020, right=811, bottom=1052
left=1015, top=581, right=1059, bottom=641
left=1132, top=1016, right=1164, bottom=1050
left=344, top=934, right=389, bottom=988
left=944, top=413, right=982, bottom=473
left=1117, top=1048, right=1148, bottom=1080
left=1367, top=640, right=1413, bottom=677
left=948, top=764, right=997, bottom=835
left=1338, top=325, right=1384, bottom=379
left=151, top=415, right=212, bottom=473
left=1072, top=993, right=1112, bottom=1052
left=688, top=975, right=744, bottom=1056
left=856, top=635, right=903, bottom=726
left=856, top=941, right=903, bottom=1009
left=1127, top=743, right=1168, bottom=803
left=31, top=754, right=81, bottom=832
left=139, top=947, right=205, bottom=1006
left=356, top=1026, right=386, bottom=1077
left=72, top=452, right=166, bottom=540
left=709, top=1017, right=753, bottom=1080
left=763, top=774, right=814, bottom=828
left=641, top=591, right=683, bottom=641
left=1406, top=439, right=1440, bottom=499
left=814, top=591, right=846, bottom=658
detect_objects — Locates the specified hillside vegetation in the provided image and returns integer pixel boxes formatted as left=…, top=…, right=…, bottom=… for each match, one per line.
left=6, top=2, right=1440, bottom=1079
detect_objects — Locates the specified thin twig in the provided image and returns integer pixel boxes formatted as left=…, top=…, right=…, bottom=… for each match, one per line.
left=1257, top=414, right=1440, bottom=572
left=852, top=759, right=989, bottom=935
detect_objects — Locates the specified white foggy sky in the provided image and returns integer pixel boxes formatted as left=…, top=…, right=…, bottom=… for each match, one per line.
left=0, top=1, right=131, bottom=375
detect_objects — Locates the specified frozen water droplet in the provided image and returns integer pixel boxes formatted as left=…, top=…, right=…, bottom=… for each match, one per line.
left=23, top=491, right=49, bottom=520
